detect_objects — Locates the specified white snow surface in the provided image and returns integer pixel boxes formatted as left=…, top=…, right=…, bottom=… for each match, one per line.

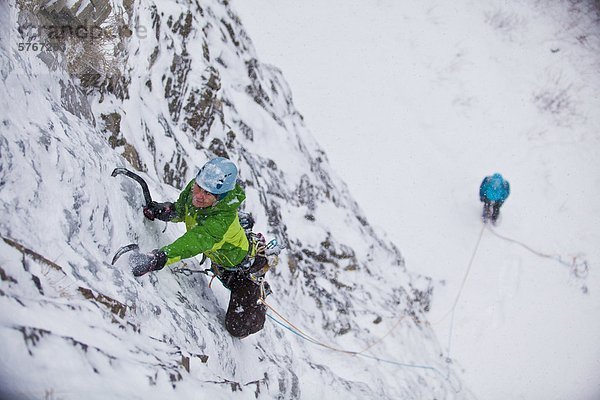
left=0, top=1, right=475, bottom=400
left=234, top=1, right=600, bottom=399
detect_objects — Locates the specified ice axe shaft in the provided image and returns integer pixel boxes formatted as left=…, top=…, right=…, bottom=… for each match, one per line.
left=111, top=168, right=153, bottom=206
left=111, top=243, right=139, bottom=265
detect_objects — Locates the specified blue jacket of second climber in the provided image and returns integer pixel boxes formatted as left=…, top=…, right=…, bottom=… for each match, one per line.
left=480, top=173, right=510, bottom=202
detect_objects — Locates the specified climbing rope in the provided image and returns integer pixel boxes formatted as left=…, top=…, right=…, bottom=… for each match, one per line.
left=430, top=221, right=590, bottom=371
left=258, top=293, right=460, bottom=390
left=415, top=224, right=487, bottom=388
left=485, top=225, right=589, bottom=278
left=259, top=279, right=385, bottom=354
left=258, top=220, right=591, bottom=393
left=171, top=219, right=590, bottom=393
left=432, top=224, right=486, bottom=326
left=430, top=221, right=590, bottom=330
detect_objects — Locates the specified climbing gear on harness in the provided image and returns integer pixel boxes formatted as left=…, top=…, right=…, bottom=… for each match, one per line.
left=258, top=279, right=272, bottom=298
left=171, top=266, right=213, bottom=276
left=247, top=234, right=282, bottom=278
left=208, top=230, right=282, bottom=293
left=170, top=255, right=210, bottom=276
left=227, top=231, right=282, bottom=274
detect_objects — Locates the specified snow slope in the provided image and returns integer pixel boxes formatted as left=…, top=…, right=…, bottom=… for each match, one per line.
left=1, top=0, right=475, bottom=399
left=233, top=1, right=600, bottom=399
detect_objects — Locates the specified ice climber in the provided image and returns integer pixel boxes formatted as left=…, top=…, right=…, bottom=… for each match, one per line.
left=479, top=173, right=510, bottom=225
left=129, top=157, right=279, bottom=338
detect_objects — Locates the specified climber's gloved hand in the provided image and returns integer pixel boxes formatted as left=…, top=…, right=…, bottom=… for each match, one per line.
left=130, top=249, right=167, bottom=277
left=143, top=201, right=177, bottom=222
left=239, top=212, right=255, bottom=231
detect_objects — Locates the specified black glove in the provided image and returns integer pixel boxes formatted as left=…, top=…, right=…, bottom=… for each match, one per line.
left=143, top=201, right=177, bottom=222
left=130, top=249, right=167, bottom=277
left=239, top=212, right=255, bottom=231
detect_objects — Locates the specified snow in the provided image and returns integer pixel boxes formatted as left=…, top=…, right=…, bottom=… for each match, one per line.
left=233, top=0, right=600, bottom=399
left=0, top=0, right=472, bottom=398
left=2, top=0, right=598, bottom=397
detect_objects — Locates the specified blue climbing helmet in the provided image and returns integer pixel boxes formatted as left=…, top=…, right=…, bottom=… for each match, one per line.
left=195, top=157, right=238, bottom=195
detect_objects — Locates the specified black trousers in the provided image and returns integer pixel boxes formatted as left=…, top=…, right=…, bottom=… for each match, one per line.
left=216, top=258, right=268, bottom=338
left=483, top=200, right=503, bottom=222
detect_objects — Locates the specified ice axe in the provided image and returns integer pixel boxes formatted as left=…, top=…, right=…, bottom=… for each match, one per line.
left=112, top=167, right=164, bottom=222
left=111, top=167, right=153, bottom=207
left=111, top=243, right=139, bottom=265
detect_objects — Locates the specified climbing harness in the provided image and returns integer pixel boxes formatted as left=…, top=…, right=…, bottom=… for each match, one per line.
left=232, top=231, right=281, bottom=286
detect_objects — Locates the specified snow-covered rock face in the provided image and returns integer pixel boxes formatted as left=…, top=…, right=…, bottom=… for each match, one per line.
left=0, top=1, right=471, bottom=398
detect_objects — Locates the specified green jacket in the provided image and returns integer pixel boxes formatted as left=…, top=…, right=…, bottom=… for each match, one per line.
left=161, top=181, right=249, bottom=268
